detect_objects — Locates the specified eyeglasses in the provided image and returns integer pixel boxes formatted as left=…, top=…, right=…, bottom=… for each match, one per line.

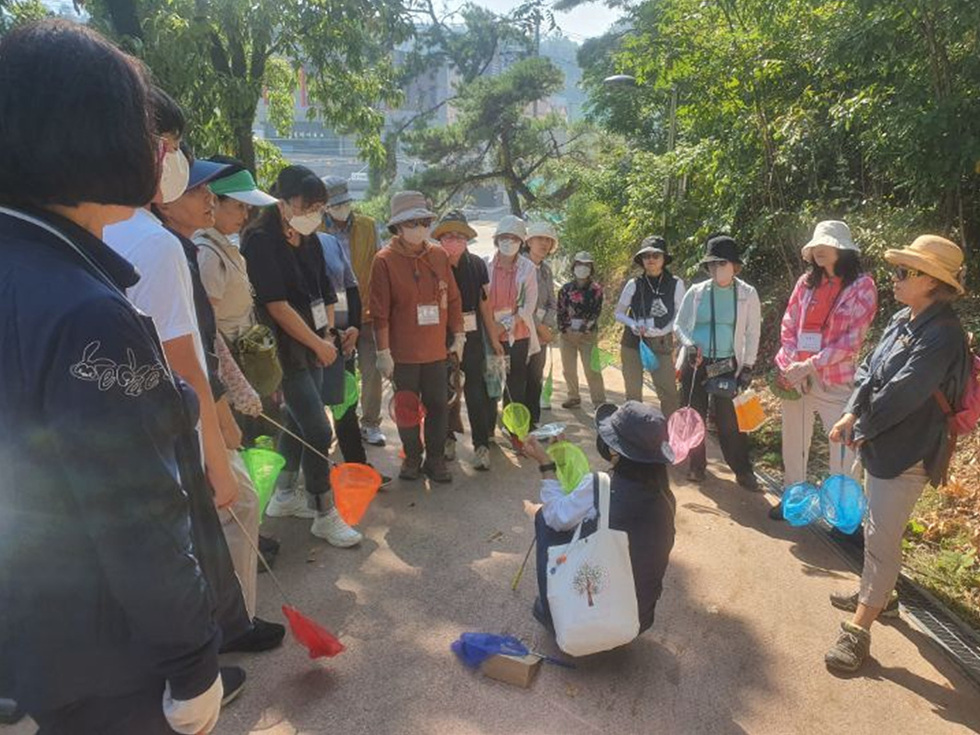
left=403, top=219, right=433, bottom=229
left=642, top=252, right=664, bottom=259
left=893, top=266, right=922, bottom=281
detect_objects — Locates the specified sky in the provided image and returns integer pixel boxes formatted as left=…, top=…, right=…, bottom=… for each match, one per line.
left=470, top=0, right=621, bottom=41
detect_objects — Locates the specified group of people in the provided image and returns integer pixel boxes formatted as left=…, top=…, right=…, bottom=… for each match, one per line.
left=0, top=18, right=974, bottom=734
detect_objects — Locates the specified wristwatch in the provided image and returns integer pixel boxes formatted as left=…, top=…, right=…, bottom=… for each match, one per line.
left=538, top=462, right=557, bottom=474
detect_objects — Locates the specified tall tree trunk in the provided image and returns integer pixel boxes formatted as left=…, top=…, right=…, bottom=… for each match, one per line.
left=504, top=182, right=522, bottom=215
left=234, top=118, right=257, bottom=174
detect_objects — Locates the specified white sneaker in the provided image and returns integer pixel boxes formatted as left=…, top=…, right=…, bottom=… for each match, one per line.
left=311, top=508, right=363, bottom=548
left=444, top=438, right=457, bottom=461
left=265, top=490, right=315, bottom=519
left=474, top=445, right=491, bottom=471
left=362, top=425, right=386, bottom=446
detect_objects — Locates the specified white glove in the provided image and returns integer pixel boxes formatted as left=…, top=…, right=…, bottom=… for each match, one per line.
left=376, top=348, right=394, bottom=379
left=163, top=675, right=222, bottom=734
left=450, top=333, right=466, bottom=361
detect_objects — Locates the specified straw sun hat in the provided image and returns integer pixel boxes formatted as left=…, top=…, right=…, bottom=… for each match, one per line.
left=884, top=235, right=966, bottom=295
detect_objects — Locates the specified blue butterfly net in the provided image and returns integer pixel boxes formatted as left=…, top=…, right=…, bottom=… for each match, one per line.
left=640, top=340, right=659, bottom=371
left=782, top=481, right=821, bottom=527
left=451, top=632, right=529, bottom=668
left=820, top=474, right=866, bottom=535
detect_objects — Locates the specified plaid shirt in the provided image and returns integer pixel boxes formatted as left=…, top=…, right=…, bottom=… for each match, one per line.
left=774, top=273, right=878, bottom=386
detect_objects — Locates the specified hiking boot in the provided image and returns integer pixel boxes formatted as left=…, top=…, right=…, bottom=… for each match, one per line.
left=687, top=467, right=706, bottom=483
left=399, top=456, right=422, bottom=481
left=444, top=438, right=457, bottom=461
left=736, top=472, right=761, bottom=491
left=474, top=445, right=491, bottom=471
left=220, top=666, right=246, bottom=706
left=311, top=508, right=363, bottom=547
left=266, top=489, right=315, bottom=519
left=824, top=621, right=871, bottom=673
left=561, top=397, right=582, bottom=409
left=830, top=590, right=900, bottom=619
left=423, top=458, right=453, bottom=484
left=362, top=425, right=386, bottom=446
left=220, top=617, right=286, bottom=654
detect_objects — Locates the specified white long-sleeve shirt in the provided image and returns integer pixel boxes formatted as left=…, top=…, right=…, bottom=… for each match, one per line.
left=540, top=472, right=597, bottom=531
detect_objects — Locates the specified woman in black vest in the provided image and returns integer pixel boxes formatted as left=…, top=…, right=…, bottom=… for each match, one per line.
left=615, top=237, right=686, bottom=417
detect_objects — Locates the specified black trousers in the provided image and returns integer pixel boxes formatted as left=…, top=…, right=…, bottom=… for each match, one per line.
left=393, top=360, right=448, bottom=464
left=490, top=338, right=530, bottom=430
left=33, top=683, right=179, bottom=734
left=525, top=345, right=548, bottom=427
left=334, top=361, right=367, bottom=464
left=679, top=361, right=753, bottom=477
left=450, top=333, right=494, bottom=450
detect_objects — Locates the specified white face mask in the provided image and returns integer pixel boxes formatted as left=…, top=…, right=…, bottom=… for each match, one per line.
left=497, top=237, right=521, bottom=257
left=226, top=233, right=241, bottom=249
left=328, top=204, right=352, bottom=222
left=289, top=211, right=322, bottom=236
left=159, top=149, right=190, bottom=204
left=401, top=224, right=430, bottom=246
left=573, top=264, right=591, bottom=279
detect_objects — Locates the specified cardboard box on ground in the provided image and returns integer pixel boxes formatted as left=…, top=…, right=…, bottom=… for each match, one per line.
left=479, top=653, right=543, bottom=688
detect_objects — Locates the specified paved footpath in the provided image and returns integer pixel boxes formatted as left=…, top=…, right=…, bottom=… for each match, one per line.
left=6, top=228, right=978, bottom=734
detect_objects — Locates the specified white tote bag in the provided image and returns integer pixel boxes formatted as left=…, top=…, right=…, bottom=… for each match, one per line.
left=546, top=472, right=639, bottom=656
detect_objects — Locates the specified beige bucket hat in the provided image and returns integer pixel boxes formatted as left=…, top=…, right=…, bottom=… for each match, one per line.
left=884, top=235, right=966, bottom=295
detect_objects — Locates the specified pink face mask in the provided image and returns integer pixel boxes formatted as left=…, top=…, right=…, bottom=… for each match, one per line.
left=441, top=238, right=467, bottom=260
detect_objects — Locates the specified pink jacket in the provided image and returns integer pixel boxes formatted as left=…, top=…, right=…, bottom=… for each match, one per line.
left=774, top=273, right=878, bottom=386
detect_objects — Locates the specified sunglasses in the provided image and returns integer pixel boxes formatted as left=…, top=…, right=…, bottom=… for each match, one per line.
left=403, top=219, right=433, bottom=229
left=893, top=266, right=923, bottom=281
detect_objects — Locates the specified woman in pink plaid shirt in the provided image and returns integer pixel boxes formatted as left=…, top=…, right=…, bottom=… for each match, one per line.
left=770, top=221, right=878, bottom=521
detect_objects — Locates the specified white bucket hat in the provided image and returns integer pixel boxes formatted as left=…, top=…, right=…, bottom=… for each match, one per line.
left=525, top=221, right=559, bottom=254
left=494, top=214, right=527, bottom=243
left=801, top=220, right=859, bottom=261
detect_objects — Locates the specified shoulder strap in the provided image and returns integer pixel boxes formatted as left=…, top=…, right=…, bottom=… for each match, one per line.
left=597, top=471, right=611, bottom=530
left=196, top=234, right=228, bottom=273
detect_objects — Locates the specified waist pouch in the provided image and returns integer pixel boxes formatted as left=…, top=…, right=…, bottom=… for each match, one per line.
left=233, top=324, right=283, bottom=396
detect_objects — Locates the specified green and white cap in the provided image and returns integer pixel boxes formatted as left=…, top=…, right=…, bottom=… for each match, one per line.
left=209, top=169, right=278, bottom=207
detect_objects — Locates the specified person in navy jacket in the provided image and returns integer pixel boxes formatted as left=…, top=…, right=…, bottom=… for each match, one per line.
left=0, top=21, right=224, bottom=734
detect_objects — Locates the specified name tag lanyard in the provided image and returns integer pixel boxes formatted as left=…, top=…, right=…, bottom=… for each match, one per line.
left=637, top=273, right=668, bottom=328
left=799, top=282, right=844, bottom=352
left=413, top=251, right=447, bottom=323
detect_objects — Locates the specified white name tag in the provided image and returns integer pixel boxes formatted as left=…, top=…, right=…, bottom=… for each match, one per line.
left=463, top=311, right=478, bottom=333
left=334, top=291, right=348, bottom=314
left=571, top=318, right=584, bottom=331
left=417, top=303, right=440, bottom=326
left=311, top=299, right=328, bottom=330
left=798, top=331, right=823, bottom=353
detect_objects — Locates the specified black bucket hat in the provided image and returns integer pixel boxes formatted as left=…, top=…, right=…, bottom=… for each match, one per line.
left=595, top=401, right=674, bottom=464
left=633, top=235, right=672, bottom=266
left=700, top=234, right=743, bottom=268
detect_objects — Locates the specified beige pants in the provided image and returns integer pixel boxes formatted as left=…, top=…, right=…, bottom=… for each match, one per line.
left=621, top=335, right=679, bottom=417
left=559, top=331, right=606, bottom=405
left=219, top=450, right=260, bottom=618
left=860, top=463, right=928, bottom=608
left=781, top=379, right=856, bottom=486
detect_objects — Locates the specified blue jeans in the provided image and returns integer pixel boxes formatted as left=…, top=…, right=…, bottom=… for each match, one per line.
left=279, top=366, right=333, bottom=512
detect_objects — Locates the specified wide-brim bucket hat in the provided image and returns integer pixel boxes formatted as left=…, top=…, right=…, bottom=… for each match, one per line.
left=700, top=234, right=743, bottom=267
left=801, top=220, right=859, bottom=261
left=595, top=401, right=674, bottom=464
left=494, top=214, right=527, bottom=243
left=432, top=209, right=477, bottom=240
left=526, top=221, right=559, bottom=255
left=387, top=191, right=436, bottom=234
left=633, top=235, right=672, bottom=266
left=322, top=175, right=353, bottom=208
left=884, top=235, right=966, bottom=295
